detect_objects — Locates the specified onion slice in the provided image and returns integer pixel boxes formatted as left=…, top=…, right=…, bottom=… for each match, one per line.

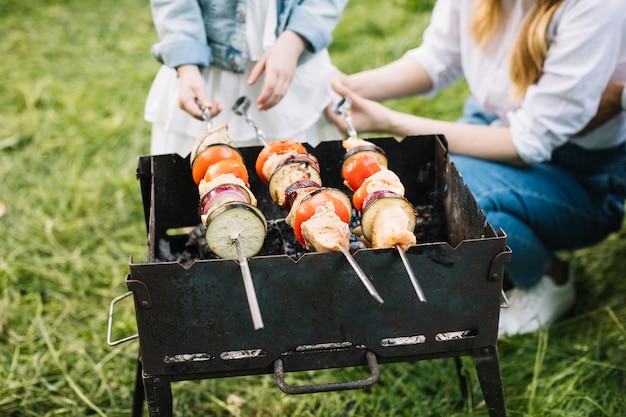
left=199, top=184, right=251, bottom=218
left=342, top=144, right=388, bottom=170
left=284, top=179, right=322, bottom=210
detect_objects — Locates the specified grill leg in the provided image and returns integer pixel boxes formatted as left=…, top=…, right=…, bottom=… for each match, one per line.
left=132, top=357, right=145, bottom=417
left=473, top=346, right=507, bottom=417
left=454, top=357, right=471, bottom=407
left=143, top=375, right=173, bottom=417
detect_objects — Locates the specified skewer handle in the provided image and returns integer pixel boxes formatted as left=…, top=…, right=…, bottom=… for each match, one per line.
left=231, top=96, right=268, bottom=147
left=333, top=97, right=357, bottom=138
left=247, top=118, right=268, bottom=147
left=195, top=99, right=213, bottom=129
left=343, top=112, right=357, bottom=138
left=235, top=235, right=265, bottom=330
left=396, top=244, right=427, bottom=303
left=339, top=246, right=384, bottom=305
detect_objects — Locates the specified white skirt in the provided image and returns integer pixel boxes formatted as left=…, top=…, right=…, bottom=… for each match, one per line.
left=144, top=50, right=342, bottom=157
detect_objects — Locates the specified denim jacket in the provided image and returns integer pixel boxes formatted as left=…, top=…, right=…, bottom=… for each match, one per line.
left=150, top=0, right=347, bottom=73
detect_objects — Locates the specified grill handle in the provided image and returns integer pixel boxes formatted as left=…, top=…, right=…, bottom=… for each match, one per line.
left=274, top=351, right=379, bottom=394
left=107, top=291, right=138, bottom=346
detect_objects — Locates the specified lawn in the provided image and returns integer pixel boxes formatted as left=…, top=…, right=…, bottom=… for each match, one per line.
left=1, top=0, right=625, bottom=416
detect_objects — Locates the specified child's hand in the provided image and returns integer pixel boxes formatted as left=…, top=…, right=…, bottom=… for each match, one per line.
left=248, top=30, right=307, bottom=111
left=177, top=64, right=221, bottom=120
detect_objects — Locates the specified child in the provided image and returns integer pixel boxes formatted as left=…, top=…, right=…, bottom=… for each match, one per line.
left=145, top=0, right=347, bottom=156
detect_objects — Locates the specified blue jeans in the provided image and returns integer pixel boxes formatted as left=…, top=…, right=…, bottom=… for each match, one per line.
left=453, top=98, right=626, bottom=288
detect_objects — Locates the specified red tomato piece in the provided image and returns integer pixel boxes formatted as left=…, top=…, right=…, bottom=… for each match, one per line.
left=255, top=139, right=307, bottom=183
left=203, top=158, right=249, bottom=187
left=293, top=190, right=350, bottom=245
left=191, top=145, right=244, bottom=185
left=352, top=178, right=372, bottom=212
left=342, top=153, right=383, bottom=191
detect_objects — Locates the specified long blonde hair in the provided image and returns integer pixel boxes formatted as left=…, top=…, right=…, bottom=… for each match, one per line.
left=471, top=0, right=565, bottom=101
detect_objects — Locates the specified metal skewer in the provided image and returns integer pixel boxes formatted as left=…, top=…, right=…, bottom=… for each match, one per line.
left=234, top=235, right=265, bottom=330
left=334, top=97, right=423, bottom=302
left=333, top=97, right=382, bottom=304
left=195, top=99, right=213, bottom=129
left=338, top=245, right=384, bottom=305
left=395, top=244, right=427, bottom=303
left=333, top=97, right=357, bottom=138
left=232, top=96, right=269, bottom=146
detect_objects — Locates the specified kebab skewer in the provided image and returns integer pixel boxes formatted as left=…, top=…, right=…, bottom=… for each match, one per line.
left=191, top=116, right=267, bottom=329
left=264, top=141, right=384, bottom=305
left=334, top=99, right=427, bottom=302
left=233, top=96, right=384, bottom=304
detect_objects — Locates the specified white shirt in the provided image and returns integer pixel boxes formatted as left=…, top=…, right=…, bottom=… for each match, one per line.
left=405, top=0, right=626, bottom=164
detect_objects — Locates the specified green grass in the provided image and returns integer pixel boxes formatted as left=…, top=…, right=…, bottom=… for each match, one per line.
left=1, top=0, right=625, bottom=416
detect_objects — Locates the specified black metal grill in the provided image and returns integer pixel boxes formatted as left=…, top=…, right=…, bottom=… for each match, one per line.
left=116, top=135, right=510, bottom=417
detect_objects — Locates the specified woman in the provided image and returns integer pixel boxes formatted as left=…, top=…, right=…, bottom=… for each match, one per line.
left=145, top=0, right=347, bottom=156
left=327, top=0, right=626, bottom=337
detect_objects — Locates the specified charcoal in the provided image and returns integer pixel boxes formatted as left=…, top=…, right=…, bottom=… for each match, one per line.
left=414, top=204, right=446, bottom=243
left=174, top=204, right=446, bottom=264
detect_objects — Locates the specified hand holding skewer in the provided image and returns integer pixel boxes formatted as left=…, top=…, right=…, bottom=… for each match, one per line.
left=334, top=95, right=427, bottom=303
left=195, top=99, right=213, bottom=129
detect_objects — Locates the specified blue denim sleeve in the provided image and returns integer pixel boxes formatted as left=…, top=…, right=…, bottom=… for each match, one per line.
left=286, top=0, right=348, bottom=52
left=150, top=0, right=212, bottom=68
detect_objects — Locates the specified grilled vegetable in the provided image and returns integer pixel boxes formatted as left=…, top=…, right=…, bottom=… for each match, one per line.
left=343, top=144, right=388, bottom=168
left=255, top=139, right=307, bottom=183
left=203, top=158, right=249, bottom=187
left=341, top=152, right=384, bottom=191
left=285, top=185, right=324, bottom=228
left=352, top=169, right=405, bottom=211
left=192, top=144, right=245, bottom=185
left=199, top=184, right=251, bottom=223
left=267, top=160, right=322, bottom=209
left=204, top=202, right=267, bottom=260
left=359, top=191, right=416, bottom=248
left=284, top=180, right=322, bottom=209
left=277, top=153, right=321, bottom=175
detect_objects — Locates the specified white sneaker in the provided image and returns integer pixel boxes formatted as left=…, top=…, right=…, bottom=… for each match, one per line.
left=498, top=274, right=575, bottom=337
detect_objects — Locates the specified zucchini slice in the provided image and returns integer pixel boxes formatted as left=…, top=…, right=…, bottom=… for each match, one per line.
left=360, top=192, right=416, bottom=243
left=204, top=202, right=267, bottom=260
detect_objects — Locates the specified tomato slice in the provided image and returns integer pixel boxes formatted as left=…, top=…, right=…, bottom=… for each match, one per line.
left=342, top=153, right=383, bottom=191
left=203, top=158, right=249, bottom=187
left=293, top=190, right=350, bottom=245
left=191, top=145, right=244, bottom=185
left=352, top=178, right=372, bottom=212
left=255, top=139, right=307, bottom=183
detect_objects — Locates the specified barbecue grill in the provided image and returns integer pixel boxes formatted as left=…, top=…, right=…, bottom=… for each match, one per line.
left=108, top=135, right=510, bottom=417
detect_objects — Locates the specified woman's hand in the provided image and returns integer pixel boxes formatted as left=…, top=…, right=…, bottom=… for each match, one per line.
left=176, top=64, right=221, bottom=120
left=325, top=81, right=394, bottom=135
left=327, top=81, right=524, bottom=165
left=248, top=30, right=306, bottom=111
